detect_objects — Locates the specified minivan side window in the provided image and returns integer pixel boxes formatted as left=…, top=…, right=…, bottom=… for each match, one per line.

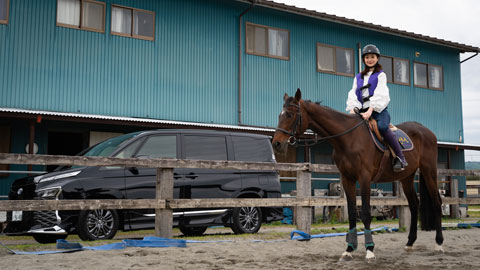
left=232, top=137, right=273, bottom=162
left=184, top=135, right=227, bottom=160
left=135, top=135, right=177, bottom=158
left=115, top=137, right=145, bottom=158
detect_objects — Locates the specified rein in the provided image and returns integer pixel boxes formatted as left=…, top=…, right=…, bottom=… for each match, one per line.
left=275, top=102, right=367, bottom=147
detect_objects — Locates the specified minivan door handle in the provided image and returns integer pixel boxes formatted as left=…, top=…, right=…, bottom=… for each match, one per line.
left=174, top=173, right=182, bottom=179
left=185, top=172, right=198, bottom=179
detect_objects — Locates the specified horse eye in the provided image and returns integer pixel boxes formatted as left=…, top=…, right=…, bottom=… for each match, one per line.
left=286, top=112, right=292, bottom=118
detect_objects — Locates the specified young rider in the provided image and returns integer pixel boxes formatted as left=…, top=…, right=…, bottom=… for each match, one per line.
left=346, top=44, right=408, bottom=172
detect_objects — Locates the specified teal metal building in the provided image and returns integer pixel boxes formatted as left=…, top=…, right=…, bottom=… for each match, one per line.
left=1, top=0, right=479, bottom=198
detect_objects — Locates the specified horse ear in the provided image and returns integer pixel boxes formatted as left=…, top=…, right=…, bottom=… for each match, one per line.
left=284, top=93, right=288, bottom=101
left=295, top=88, right=302, bottom=102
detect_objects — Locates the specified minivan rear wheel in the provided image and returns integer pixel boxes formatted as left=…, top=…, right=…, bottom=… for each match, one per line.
left=77, top=209, right=119, bottom=241
left=231, top=207, right=262, bottom=234
left=179, top=225, right=208, bottom=236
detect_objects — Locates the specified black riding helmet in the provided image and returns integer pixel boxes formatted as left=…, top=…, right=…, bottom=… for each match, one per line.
left=362, top=44, right=380, bottom=58
left=362, top=44, right=380, bottom=67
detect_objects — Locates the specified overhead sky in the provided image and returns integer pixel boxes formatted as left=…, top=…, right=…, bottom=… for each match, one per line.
left=278, top=0, right=480, bottom=161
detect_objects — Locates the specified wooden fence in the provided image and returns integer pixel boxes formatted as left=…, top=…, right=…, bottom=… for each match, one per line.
left=1, top=153, right=480, bottom=238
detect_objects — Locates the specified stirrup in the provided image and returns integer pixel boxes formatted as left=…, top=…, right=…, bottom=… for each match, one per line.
left=393, top=157, right=408, bottom=172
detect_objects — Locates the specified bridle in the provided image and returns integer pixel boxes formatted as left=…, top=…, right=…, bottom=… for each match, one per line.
left=275, top=102, right=302, bottom=145
left=275, top=101, right=368, bottom=146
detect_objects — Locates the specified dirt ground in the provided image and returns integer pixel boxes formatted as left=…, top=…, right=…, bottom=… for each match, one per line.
left=1, top=227, right=480, bottom=270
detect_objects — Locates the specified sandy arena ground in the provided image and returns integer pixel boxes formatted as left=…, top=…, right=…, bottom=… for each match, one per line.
left=1, top=228, right=480, bottom=270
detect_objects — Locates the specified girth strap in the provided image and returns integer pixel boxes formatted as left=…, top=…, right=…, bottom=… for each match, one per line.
left=372, top=150, right=390, bottom=183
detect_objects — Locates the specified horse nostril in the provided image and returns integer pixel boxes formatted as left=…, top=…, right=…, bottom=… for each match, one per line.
left=275, top=142, right=281, bottom=147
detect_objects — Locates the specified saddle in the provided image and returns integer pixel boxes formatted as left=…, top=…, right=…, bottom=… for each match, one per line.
left=368, top=119, right=414, bottom=153
left=368, top=119, right=414, bottom=183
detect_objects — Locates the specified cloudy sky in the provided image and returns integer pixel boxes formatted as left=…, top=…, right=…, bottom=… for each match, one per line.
left=279, top=0, right=480, bottom=161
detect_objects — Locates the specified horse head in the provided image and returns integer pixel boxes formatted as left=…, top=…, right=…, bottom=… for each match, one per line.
left=272, top=88, right=308, bottom=154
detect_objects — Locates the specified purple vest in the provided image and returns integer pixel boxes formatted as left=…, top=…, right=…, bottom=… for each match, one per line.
left=355, top=71, right=383, bottom=104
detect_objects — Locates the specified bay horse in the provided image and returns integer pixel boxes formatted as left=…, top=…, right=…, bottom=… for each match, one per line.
left=272, top=89, right=443, bottom=262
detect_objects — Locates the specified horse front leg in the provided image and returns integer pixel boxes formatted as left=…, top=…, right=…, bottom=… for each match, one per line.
left=339, top=176, right=357, bottom=262
left=360, top=179, right=376, bottom=262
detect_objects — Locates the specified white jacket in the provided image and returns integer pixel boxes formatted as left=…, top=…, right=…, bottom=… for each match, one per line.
left=345, top=71, right=390, bottom=113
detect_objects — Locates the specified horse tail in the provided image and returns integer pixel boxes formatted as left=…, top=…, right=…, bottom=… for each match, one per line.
left=419, top=172, right=442, bottom=231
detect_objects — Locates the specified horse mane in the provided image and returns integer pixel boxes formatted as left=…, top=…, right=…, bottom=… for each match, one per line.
left=303, top=99, right=355, bottom=122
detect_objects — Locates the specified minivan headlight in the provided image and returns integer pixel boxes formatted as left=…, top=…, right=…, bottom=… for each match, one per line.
left=35, top=170, right=81, bottom=183
left=36, top=187, right=62, bottom=199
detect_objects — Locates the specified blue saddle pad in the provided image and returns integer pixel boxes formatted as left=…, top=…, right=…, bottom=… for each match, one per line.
left=370, top=128, right=414, bottom=152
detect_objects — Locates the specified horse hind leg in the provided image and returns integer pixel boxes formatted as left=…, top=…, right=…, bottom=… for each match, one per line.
left=419, top=169, right=444, bottom=252
left=399, top=174, right=419, bottom=250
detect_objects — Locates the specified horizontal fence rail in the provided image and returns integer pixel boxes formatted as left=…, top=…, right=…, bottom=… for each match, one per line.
left=1, top=153, right=480, bottom=237
left=2, top=197, right=480, bottom=212
left=1, top=153, right=479, bottom=176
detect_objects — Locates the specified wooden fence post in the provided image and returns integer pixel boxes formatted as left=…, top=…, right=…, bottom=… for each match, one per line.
left=296, top=170, right=311, bottom=234
left=398, top=181, right=410, bottom=230
left=450, top=178, right=460, bottom=218
left=155, top=168, right=174, bottom=238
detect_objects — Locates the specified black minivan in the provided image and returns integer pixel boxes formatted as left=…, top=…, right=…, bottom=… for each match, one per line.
left=5, top=130, right=282, bottom=243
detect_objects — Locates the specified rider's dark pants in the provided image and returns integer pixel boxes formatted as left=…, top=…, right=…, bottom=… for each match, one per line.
left=372, top=109, right=405, bottom=161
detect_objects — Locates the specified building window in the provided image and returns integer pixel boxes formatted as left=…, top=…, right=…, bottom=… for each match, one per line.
left=0, top=0, right=9, bottom=25
left=111, top=5, right=155, bottom=41
left=56, top=0, right=105, bottom=33
left=246, top=22, right=289, bottom=60
left=317, top=43, right=354, bottom=76
left=379, top=56, right=410, bottom=85
left=414, top=62, right=443, bottom=90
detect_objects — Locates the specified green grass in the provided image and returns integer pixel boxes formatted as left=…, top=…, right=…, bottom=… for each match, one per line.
left=469, top=212, right=480, bottom=218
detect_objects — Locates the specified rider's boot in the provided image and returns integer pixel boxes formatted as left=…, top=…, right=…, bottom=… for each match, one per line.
left=383, top=129, right=408, bottom=172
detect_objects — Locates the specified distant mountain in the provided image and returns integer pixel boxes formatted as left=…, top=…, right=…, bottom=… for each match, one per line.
left=465, top=161, right=480, bottom=170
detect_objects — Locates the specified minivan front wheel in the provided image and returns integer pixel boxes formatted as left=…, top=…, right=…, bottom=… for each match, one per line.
left=77, top=209, right=119, bottom=241
left=231, top=207, right=262, bottom=234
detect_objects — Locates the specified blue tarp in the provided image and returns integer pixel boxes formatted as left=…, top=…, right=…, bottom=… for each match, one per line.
left=290, top=226, right=392, bottom=241
left=2, top=223, right=478, bottom=255
left=0, top=237, right=187, bottom=255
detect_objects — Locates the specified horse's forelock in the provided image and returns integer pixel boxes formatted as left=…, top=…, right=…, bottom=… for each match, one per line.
left=283, top=96, right=296, bottom=108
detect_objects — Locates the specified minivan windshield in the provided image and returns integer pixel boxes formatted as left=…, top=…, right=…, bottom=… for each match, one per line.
left=82, top=132, right=140, bottom=157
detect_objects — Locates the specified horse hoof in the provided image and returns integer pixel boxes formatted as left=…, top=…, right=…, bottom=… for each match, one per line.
left=365, top=250, right=376, bottom=262
left=339, top=252, right=353, bottom=262
left=434, top=244, right=444, bottom=253
left=404, top=246, right=414, bottom=252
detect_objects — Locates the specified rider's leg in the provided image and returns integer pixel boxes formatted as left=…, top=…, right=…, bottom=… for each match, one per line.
left=372, top=110, right=408, bottom=171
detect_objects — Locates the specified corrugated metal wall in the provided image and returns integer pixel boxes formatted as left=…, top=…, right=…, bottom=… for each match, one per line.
left=0, top=0, right=464, bottom=142
left=0, top=0, right=241, bottom=124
